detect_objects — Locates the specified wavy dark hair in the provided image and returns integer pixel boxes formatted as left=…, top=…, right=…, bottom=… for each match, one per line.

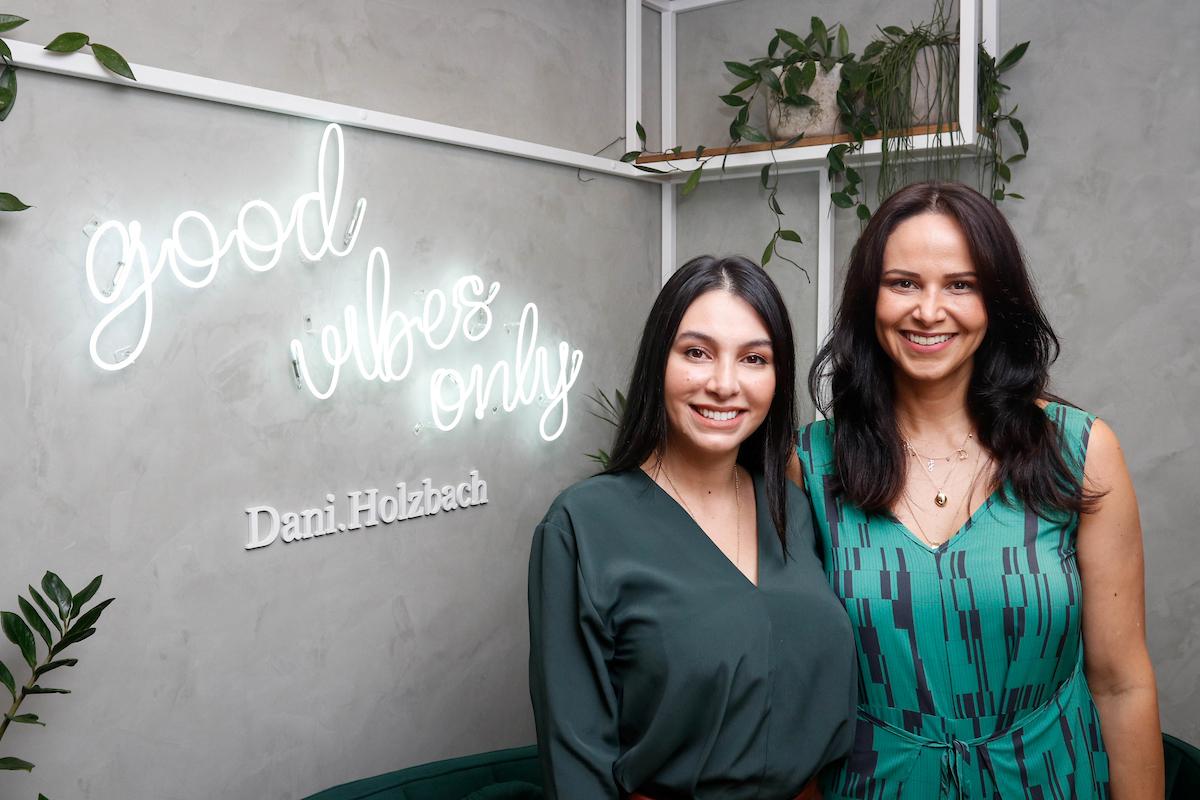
left=605, top=255, right=798, bottom=551
left=809, top=181, right=1096, bottom=518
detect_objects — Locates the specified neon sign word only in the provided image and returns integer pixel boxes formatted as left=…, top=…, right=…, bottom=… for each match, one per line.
left=84, top=124, right=583, bottom=441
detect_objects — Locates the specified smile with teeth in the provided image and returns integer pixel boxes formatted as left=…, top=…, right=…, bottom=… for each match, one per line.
left=695, top=407, right=741, bottom=421
left=903, top=332, right=955, bottom=346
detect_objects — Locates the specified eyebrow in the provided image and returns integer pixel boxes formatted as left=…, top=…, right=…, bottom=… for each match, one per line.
left=882, top=268, right=977, bottom=279
left=676, top=330, right=774, bottom=349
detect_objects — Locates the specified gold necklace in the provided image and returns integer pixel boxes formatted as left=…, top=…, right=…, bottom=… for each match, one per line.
left=902, top=447, right=985, bottom=546
left=904, top=430, right=974, bottom=507
left=662, top=462, right=742, bottom=568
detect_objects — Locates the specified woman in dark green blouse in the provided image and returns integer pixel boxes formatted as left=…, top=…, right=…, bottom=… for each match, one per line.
left=528, top=256, right=857, bottom=799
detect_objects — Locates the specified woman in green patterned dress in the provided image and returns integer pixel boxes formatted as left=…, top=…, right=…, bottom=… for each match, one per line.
left=792, top=182, right=1162, bottom=799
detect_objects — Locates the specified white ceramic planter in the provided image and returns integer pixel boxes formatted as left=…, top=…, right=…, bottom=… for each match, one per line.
left=765, top=62, right=842, bottom=141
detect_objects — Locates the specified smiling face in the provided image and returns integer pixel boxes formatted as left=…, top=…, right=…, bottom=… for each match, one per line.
left=875, top=212, right=988, bottom=388
left=662, top=289, right=776, bottom=461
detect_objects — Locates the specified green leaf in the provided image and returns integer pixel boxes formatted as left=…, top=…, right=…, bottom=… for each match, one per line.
left=0, top=15, right=27, bottom=33
left=0, top=85, right=11, bottom=115
left=736, top=124, right=768, bottom=143
left=51, top=626, right=96, bottom=656
left=775, top=29, right=805, bottom=53
left=724, top=61, right=757, bottom=80
left=799, top=60, right=817, bottom=88
left=1, top=611, right=36, bottom=669
left=6, top=713, right=44, bottom=726
left=627, top=164, right=661, bottom=175
left=760, top=164, right=772, bottom=189
left=997, top=41, right=1029, bottom=73
left=719, top=93, right=747, bottom=107
left=619, top=151, right=641, bottom=163
left=827, top=149, right=845, bottom=173
left=780, top=133, right=804, bottom=148
left=768, top=193, right=783, bottom=215
left=995, top=162, right=1012, bottom=182
left=992, top=188, right=1006, bottom=201
left=64, top=598, right=113, bottom=641
left=810, top=17, right=828, bottom=52
left=28, top=587, right=60, bottom=634
left=0, top=38, right=11, bottom=61
left=844, top=165, right=862, bottom=185
left=761, top=239, right=774, bottom=266
left=19, top=597, right=53, bottom=650
left=694, top=145, right=706, bottom=159
left=830, top=191, right=854, bottom=208
left=863, top=40, right=885, bottom=60
left=730, top=77, right=756, bottom=93
left=0, top=659, right=14, bottom=701
left=768, top=34, right=780, bottom=58
left=0, top=756, right=34, bottom=771
left=759, top=65, right=782, bottom=94
left=90, top=43, right=135, bottom=80
left=45, top=32, right=90, bottom=53
left=856, top=203, right=872, bottom=221
left=35, top=658, right=78, bottom=678
left=24, top=686, right=70, bottom=694
left=837, top=25, right=850, bottom=58
left=1006, top=192, right=1025, bottom=200
left=1009, top=117, right=1029, bottom=152
left=0, top=67, right=15, bottom=122
left=681, top=166, right=703, bottom=196
left=778, top=229, right=803, bottom=243
left=1005, top=153, right=1026, bottom=164
left=635, top=120, right=646, bottom=147
left=42, top=572, right=73, bottom=621
left=882, top=25, right=906, bottom=37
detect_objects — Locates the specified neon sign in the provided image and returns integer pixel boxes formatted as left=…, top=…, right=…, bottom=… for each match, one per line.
left=84, top=124, right=583, bottom=441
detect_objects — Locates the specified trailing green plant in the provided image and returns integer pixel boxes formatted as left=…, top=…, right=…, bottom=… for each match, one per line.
left=623, top=3, right=1030, bottom=273
left=0, top=14, right=136, bottom=211
left=0, top=571, right=115, bottom=798
left=584, top=386, right=626, bottom=469
left=977, top=40, right=1029, bottom=201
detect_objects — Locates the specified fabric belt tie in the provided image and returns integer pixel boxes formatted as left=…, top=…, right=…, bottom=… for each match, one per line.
left=854, top=654, right=1094, bottom=799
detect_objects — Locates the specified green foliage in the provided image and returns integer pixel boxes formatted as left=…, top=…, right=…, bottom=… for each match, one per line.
left=585, top=388, right=627, bottom=469
left=0, top=571, right=114, bottom=797
left=0, top=13, right=137, bottom=209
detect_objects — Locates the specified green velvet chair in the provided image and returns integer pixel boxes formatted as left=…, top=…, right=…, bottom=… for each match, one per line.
left=1165, top=732, right=1200, bottom=800
left=303, top=745, right=543, bottom=800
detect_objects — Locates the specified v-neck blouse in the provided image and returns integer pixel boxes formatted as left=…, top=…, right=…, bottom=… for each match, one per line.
left=528, top=469, right=858, bottom=799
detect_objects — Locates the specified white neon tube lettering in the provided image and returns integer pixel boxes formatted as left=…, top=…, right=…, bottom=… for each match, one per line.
left=85, top=124, right=364, bottom=371
left=87, top=123, right=584, bottom=441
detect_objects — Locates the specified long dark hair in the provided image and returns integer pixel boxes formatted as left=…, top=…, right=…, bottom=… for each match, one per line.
left=605, top=255, right=798, bottom=551
left=809, top=181, right=1096, bottom=518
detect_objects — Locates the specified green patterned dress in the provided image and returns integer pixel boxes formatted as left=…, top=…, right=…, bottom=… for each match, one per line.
left=797, top=403, right=1109, bottom=799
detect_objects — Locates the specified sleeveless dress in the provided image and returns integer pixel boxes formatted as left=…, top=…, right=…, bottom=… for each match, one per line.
left=797, top=403, right=1110, bottom=799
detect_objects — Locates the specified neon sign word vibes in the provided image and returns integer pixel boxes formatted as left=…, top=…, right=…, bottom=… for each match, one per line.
left=84, top=124, right=584, bottom=441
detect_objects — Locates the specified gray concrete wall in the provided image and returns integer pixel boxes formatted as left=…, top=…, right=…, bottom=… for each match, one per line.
left=0, top=2, right=658, bottom=798
left=675, top=0, right=1200, bottom=745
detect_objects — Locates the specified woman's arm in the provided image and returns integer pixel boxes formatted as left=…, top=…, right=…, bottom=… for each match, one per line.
left=1077, top=419, right=1163, bottom=799
left=528, top=518, right=621, bottom=800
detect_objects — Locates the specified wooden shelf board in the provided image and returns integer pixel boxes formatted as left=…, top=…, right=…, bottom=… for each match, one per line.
left=636, top=122, right=961, bottom=164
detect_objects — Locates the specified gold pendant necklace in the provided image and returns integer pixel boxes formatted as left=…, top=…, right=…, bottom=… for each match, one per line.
left=662, top=462, right=741, bottom=567
left=904, top=430, right=973, bottom=507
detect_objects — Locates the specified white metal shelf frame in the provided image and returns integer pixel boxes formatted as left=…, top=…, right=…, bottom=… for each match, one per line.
left=638, top=0, right=1000, bottom=366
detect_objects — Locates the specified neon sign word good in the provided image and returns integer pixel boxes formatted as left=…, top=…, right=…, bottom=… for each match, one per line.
left=84, top=123, right=584, bottom=441
left=245, top=470, right=489, bottom=550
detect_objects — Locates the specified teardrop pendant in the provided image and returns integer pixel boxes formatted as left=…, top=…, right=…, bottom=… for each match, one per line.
left=934, top=492, right=948, bottom=507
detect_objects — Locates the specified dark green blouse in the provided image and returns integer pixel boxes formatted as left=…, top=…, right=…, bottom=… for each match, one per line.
left=527, top=469, right=857, bottom=799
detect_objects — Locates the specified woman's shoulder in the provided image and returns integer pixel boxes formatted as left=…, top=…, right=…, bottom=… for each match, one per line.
left=540, top=470, right=652, bottom=533
left=796, top=418, right=836, bottom=473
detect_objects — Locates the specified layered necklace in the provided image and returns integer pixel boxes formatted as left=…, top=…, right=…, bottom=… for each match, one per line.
left=903, top=430, right=974, bottom=507
left=661, top=461, right=742, bottom=568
